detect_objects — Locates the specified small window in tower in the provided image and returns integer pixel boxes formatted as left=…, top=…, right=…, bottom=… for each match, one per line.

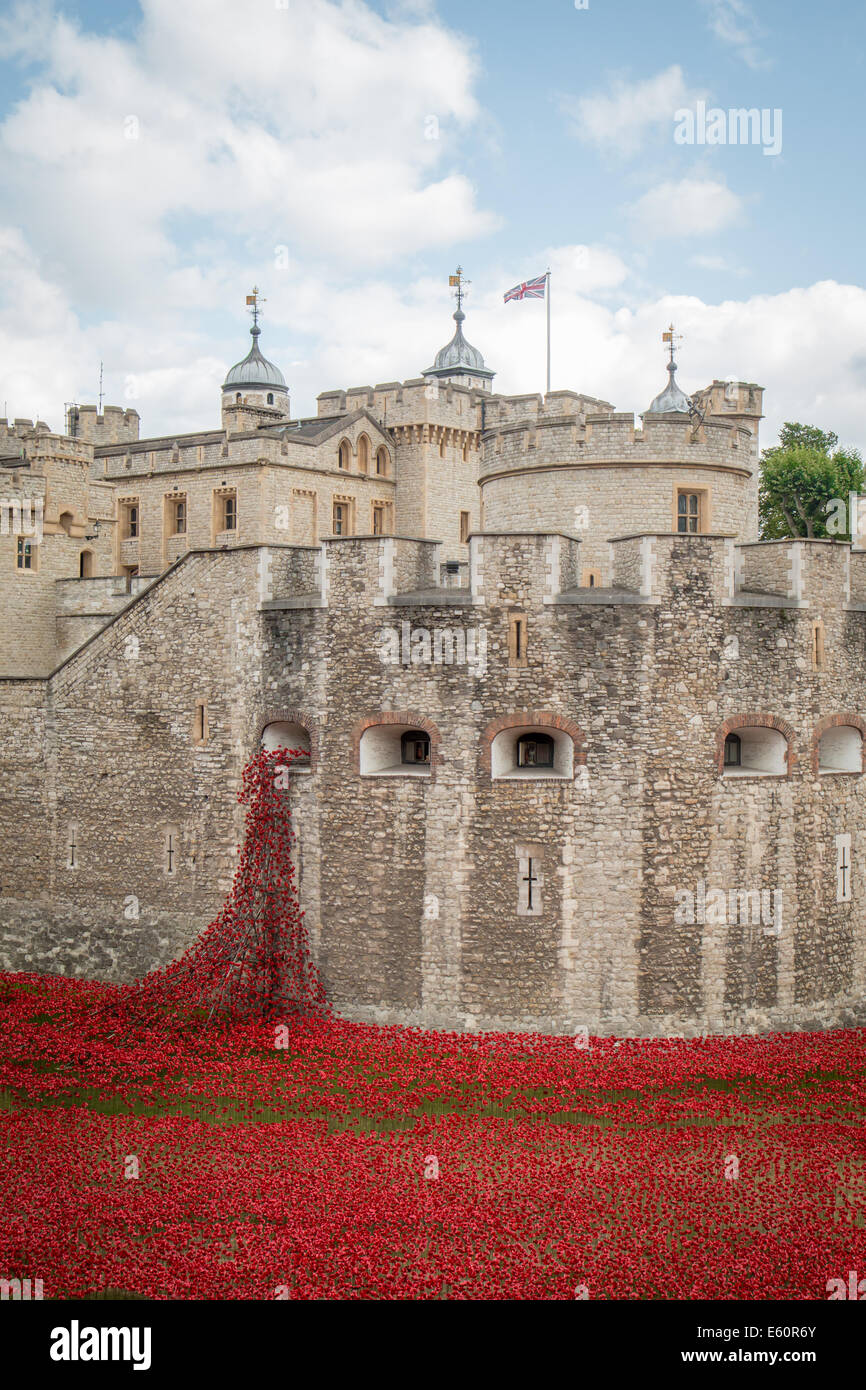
left=235, top=392, right=242, bottom=404
left=376, top=447, right=388, bottom=476
left=122, top=502, right=139, bottom=539
left=516, top=733, right=554, bottom=768
left=401, top=731, right=430, bottom=765
left=372, top=504, right=384, bottom=535
left=333, top=503, right=345, bottom=535
left=173, top=498, right=186, bottom=534
left=16, top=537, right=35, bottom=570
left=267, top=392, right=274, bottom=405
left=459, top=511, right=470, bottom=543
left=193, top=699, right=209, bottom=745
left=677, top=491, right=700, bottom=533
left=223, top=493, right=237, bottom=531
left=812, top=619, right=826, bottom=670
left=508, top=613, right=527, bottom=666
left=724, top=732, right=742, bottom=767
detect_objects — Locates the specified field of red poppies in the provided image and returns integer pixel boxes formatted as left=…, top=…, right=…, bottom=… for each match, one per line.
left=1, top=973, right=864, bottom=1300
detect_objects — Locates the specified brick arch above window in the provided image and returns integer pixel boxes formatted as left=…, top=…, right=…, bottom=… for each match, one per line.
left=811, top=713, right=866, bottom=775
left=255, top=710, right=319, bottom=772
left=352, top=711, right=441, bottom=777
left=480, top=711, right=587, bottom=778
left=715, top=713, right=797, bottom=775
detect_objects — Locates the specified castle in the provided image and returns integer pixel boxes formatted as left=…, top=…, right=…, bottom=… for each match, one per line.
left=1, top=285, right=864, bottom=1035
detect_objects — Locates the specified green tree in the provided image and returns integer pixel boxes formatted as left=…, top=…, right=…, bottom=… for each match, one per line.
left=758, top=422, right=863, bottom=540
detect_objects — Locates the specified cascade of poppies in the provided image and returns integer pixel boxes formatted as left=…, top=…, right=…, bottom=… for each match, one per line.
left=106, top=745, right=329, bottom=1026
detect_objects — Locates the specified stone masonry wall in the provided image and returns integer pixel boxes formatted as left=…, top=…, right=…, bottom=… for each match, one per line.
left=1, top=533, right=864, bottom=1035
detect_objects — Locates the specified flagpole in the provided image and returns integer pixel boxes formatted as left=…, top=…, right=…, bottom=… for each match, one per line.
left=546, top=268, right=551, bottom=395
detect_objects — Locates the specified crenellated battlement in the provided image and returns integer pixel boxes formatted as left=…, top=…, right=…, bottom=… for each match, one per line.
left=257, top=531, right=866, bottom=620
left=0, top=418, right=52, bottom=454
left=67, top=404, right=140, bottom=445
left=480, top=407, right=756, bottom=476
left=317, top=377, right=487, bottom=430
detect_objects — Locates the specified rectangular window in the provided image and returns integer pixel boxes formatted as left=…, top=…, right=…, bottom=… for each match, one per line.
left=66, top=823, right=78, bottom=870
left=372, top=505, right=384, bottom=536
left=193, top=699, right=209, bottom=745
left=16, top=537, right=35, bottom=570
left=677, top=491, right=700, bottom=533
left=459, top=511, right=470, bottom=543
left=508, top=612, right=527, bottom=667
left=812, top=619, right=826, bottom=671
left=223, top=494, right=237, bottom=531
left=122, top=502, right=139, bottom=539
left=173, top=498, right=186, bottom=534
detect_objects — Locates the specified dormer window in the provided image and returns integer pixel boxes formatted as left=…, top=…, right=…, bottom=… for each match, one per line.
left=724, top=733, right=741, bottom=768
left=401, top=731, right=430, bottom=765
left=517, top=733, right=554, bottom=768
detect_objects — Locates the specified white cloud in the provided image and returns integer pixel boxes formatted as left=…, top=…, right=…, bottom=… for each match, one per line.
left=481, top=274, right=866, bottom=453
left=628, top=179, right=743, bottom=239
left=700, top=0, right=769, bottom=70
left=0, top=0, right=498, bottom=315
left=562, top=65, right=703, bottom=156
left=5, top=228, right=866, bottom=457
left=690, top=253, right=748, bottom=277
left=1, top=7, right=864, bottom=459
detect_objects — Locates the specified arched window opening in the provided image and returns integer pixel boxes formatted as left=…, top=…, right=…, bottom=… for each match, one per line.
left=235, top=392, right=242, bottom=404
left=818, top=725, right=863, bottom=774
left=376, top=447, right=388, bottom=476
left=59, top=511, right=74, bottom=535
left=261, top=721, right=312, bottom=773
left=401, top=730, right=430, bottom=765
left=267, top=392, right=274, bottom=405
left=338, top=439, right=351, bottom=470
left=491, top=726, right=574, bottom=780
left=79, top=549, right=94, bottom=579
left=358, top=435, right=370, bottom=473
left=360, top=723, right=432, bottom=777
left=722, top=726, right=787, bottom=776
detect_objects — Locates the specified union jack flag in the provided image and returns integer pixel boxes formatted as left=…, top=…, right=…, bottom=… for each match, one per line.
left=504, top=273, right=547, bottom=303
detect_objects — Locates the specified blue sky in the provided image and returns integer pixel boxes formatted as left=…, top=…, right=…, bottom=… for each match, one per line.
left=1, top=0, right=864, bottom=449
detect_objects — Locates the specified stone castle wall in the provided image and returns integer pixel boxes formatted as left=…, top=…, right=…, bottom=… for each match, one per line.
left=1, top=533, right=864, bottom=1035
